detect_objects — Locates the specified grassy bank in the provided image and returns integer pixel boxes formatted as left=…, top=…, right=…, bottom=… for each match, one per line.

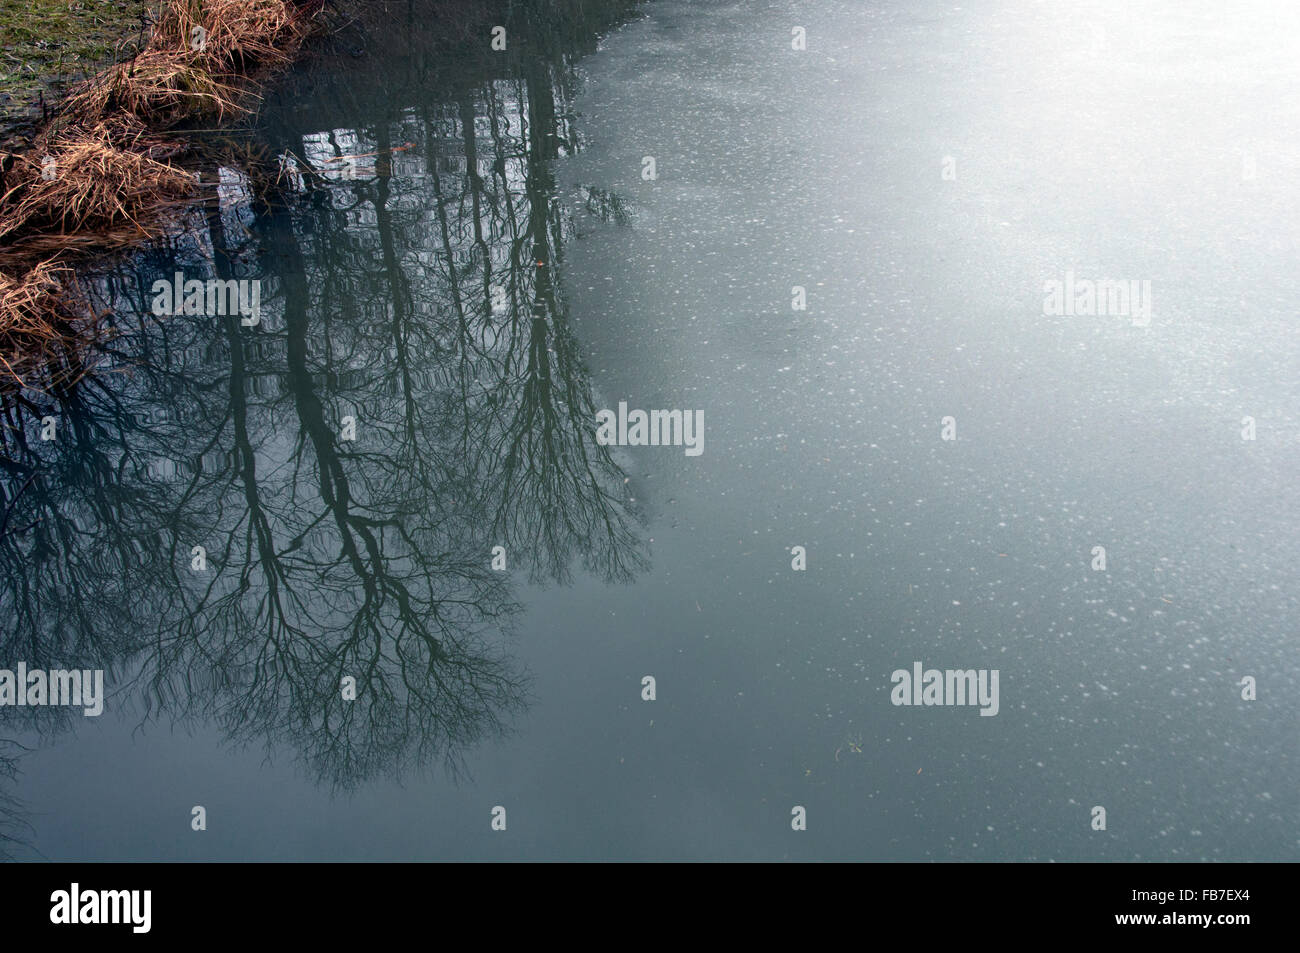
left=0, top=1, right=157, bottom=140
left=0, top=0, right=320, bottom=388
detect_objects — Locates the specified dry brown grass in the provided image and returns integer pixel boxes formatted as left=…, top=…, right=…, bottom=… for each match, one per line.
left=62, top=0, right=312, bottom=129
left=0, top=263, right=98, bottom=388
left=150, top=0, right=309, bottom=71
left=0, top=120, right=196, bottom=249
left=63, top=51, right=250, bottom=128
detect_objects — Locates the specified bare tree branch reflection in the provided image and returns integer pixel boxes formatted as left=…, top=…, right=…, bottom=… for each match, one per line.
left=0, top=1, right=647, bottom=813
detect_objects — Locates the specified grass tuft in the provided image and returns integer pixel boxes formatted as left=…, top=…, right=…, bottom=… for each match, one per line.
left=0, top=119, right=196, bottom=249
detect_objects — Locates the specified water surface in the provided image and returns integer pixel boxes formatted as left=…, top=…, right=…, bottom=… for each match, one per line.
left=2, top=0, right=1297, bottom=861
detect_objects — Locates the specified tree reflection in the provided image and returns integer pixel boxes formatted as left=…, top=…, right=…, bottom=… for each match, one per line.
left=0, top=0, right=646, bottom=833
